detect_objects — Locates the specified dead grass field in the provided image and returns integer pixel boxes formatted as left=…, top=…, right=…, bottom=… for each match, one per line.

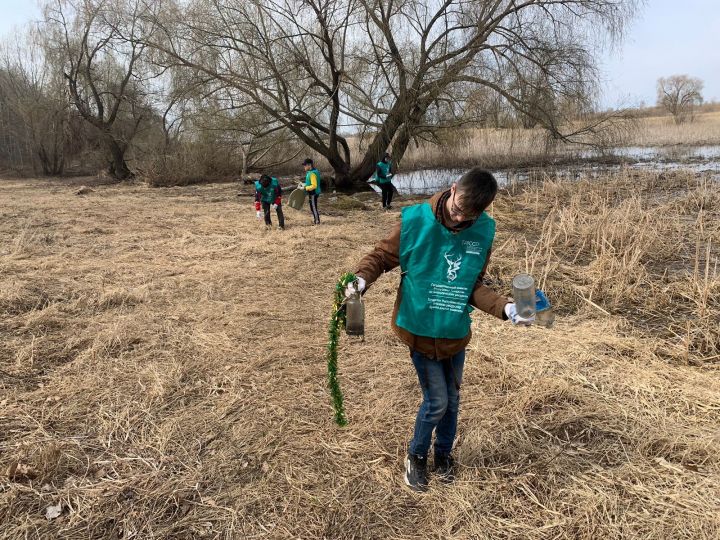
left=632, top=110, right=720, bottom=147
left=1, top=171, right=719, bottom=539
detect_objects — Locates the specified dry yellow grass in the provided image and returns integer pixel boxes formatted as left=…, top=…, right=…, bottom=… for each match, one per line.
left=1, top=171, right=718, bottom=538
left=631, top=111, right=720, bottom=147
left=338, top=128, right=553, bottom=174
left=401, top=128, right=554, bottom=170
left=394, top=112, right=720, bottom=170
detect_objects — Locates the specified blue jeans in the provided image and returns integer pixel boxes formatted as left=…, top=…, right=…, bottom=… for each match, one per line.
left=408, top=349, right=465, bottom=457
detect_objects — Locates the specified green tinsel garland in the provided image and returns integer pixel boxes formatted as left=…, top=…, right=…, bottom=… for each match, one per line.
left=326, top=272, right=356, bottom=426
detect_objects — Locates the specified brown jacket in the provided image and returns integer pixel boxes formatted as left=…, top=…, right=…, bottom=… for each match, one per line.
left=355, top=190, right=509, bottom=359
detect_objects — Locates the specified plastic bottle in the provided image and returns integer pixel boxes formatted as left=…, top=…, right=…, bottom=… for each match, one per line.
left=512, top=273, right=536, bottom=319
left=345, top=283, right=365, bottom=336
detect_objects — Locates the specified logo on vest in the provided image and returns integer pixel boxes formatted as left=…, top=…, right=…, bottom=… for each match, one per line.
left=462, top=240, right=483, bottom=255
left=444, top=251, right=463, bottom=282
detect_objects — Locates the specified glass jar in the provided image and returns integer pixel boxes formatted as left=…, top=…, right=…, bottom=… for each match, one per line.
left=512, top=273, right=536, bottom=319
left=345, top=290, right=365, bottom=336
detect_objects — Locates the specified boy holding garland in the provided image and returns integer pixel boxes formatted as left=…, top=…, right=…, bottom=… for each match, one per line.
left=346, top=167, right=534, bottom=492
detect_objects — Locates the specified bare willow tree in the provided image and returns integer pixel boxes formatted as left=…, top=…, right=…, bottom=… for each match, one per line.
left=657, top=75, right=704, bottom=125
left=194, top=94, right=304, bottom=178
left=137, top=63, right=303, bottom=184
left=43, top=0, right=160, bottom=179
left=166, top=72, right=304, bottom=179
left=0, top=28, right=75, bottom=175
left=143, top=0, right=638, bottom=189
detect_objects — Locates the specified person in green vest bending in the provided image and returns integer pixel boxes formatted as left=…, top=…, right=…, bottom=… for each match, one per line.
left=254, top=174, right=285, bottom=230
left=300, top=158, right=321, bottom=225
left=346, top=167, right=534, bottom=492
left=375, top=152, right=395, bottom=210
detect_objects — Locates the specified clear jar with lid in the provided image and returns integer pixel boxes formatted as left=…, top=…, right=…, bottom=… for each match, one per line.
left=511, top=274, right=536, bottom=319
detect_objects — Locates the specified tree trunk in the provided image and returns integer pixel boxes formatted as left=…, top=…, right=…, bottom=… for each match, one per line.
left=37, top=147, right=51, bottom=175
left=107, top=137, right=132, bottom=179
left=329, top=157, right=356, bottom=192
left=333, top=169, right=376, bottom=193
left=239, top=145, right=248, bottom=181
left=51, top=120, right=65, bottom=176
left=332, top=104, right=414, bottom=192
left=385, top=103, right=427, bottom=172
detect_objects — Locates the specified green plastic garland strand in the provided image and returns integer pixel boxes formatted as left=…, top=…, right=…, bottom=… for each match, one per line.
left=326, top=272, right=355, bottom=426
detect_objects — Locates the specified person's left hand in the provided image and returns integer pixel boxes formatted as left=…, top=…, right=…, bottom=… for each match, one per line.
left=504, top=303, right=535, bottom=326
left=271, top=204, right=278, bottom=210
left=344, top=276, right=366, bottom=298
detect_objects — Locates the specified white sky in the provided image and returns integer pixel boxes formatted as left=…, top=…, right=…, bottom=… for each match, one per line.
left=1, top=0, right=718, bottom=110
left=0, top=1, right=42, bottom=37
left=599, top=0, right=720, bottom=108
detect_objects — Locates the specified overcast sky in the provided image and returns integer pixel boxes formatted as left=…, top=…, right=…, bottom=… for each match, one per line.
left=599, top=0, right=720, bottom=108
left=1, top=0, right=718, bottom=109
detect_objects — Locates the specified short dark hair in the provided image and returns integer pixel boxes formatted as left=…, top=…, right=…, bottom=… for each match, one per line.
left=456, top=168, right=498, bottom=215
left=259, top=174, right=272, bottom=187
left=302, top=158, right=314, bottom=166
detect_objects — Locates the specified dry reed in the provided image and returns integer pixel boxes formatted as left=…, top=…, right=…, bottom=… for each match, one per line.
left=0, top=170, right=718, bottom=539
left=386, top=111, right=720, bottom=171
left=631, top=111, right=720, bottom=147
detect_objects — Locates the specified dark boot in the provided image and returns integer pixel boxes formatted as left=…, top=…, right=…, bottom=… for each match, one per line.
left=433, top=453, right=455, bottom=483
left=404, top=453, right=429, bottom=492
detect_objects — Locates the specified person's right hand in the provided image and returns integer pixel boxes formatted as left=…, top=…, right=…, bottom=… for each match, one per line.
left=504, top=303, right=535, bottom=326
left=256, top=210, right=263, bottom=219
left=344, top=276, right=366, bottom=298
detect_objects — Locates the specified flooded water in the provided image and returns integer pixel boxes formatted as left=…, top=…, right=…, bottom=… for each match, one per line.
left=582, top=145, right=720, bottom=161
left=381, top=145, right=720, bottom=195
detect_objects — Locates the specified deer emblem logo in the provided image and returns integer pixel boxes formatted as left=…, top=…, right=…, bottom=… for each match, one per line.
left=444, top=251, right=463, bottom=282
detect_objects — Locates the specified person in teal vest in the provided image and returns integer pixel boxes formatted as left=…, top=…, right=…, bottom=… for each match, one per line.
left=374, top=152, right=395, bottom=209
left=300, top=158, right=321, bottom=225
left=346, top=168, right=534, bottom=492
left=254, top=174, right=285, bottom=230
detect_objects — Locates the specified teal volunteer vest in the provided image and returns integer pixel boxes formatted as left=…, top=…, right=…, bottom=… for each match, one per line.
left=255, top=177, right=279, bottom=203
left=375, top=160, right=392, bottom=184
left=305, top=168, right=322, bottom=195
left=396, top=203, right=495, bottom=339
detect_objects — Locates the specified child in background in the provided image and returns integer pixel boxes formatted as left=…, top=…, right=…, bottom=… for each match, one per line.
left=255, top=174, right=285, bottom=230
left=375, top=152, right=395, bottom=210
left=301, top=158, right=321, bottom=225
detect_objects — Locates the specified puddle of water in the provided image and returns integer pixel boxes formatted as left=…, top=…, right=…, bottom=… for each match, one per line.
left=581, top=145, right=720, bottom=161
left=379, top=146, right=720, bottom=195
left=373, top=168, right=467, bottom=195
